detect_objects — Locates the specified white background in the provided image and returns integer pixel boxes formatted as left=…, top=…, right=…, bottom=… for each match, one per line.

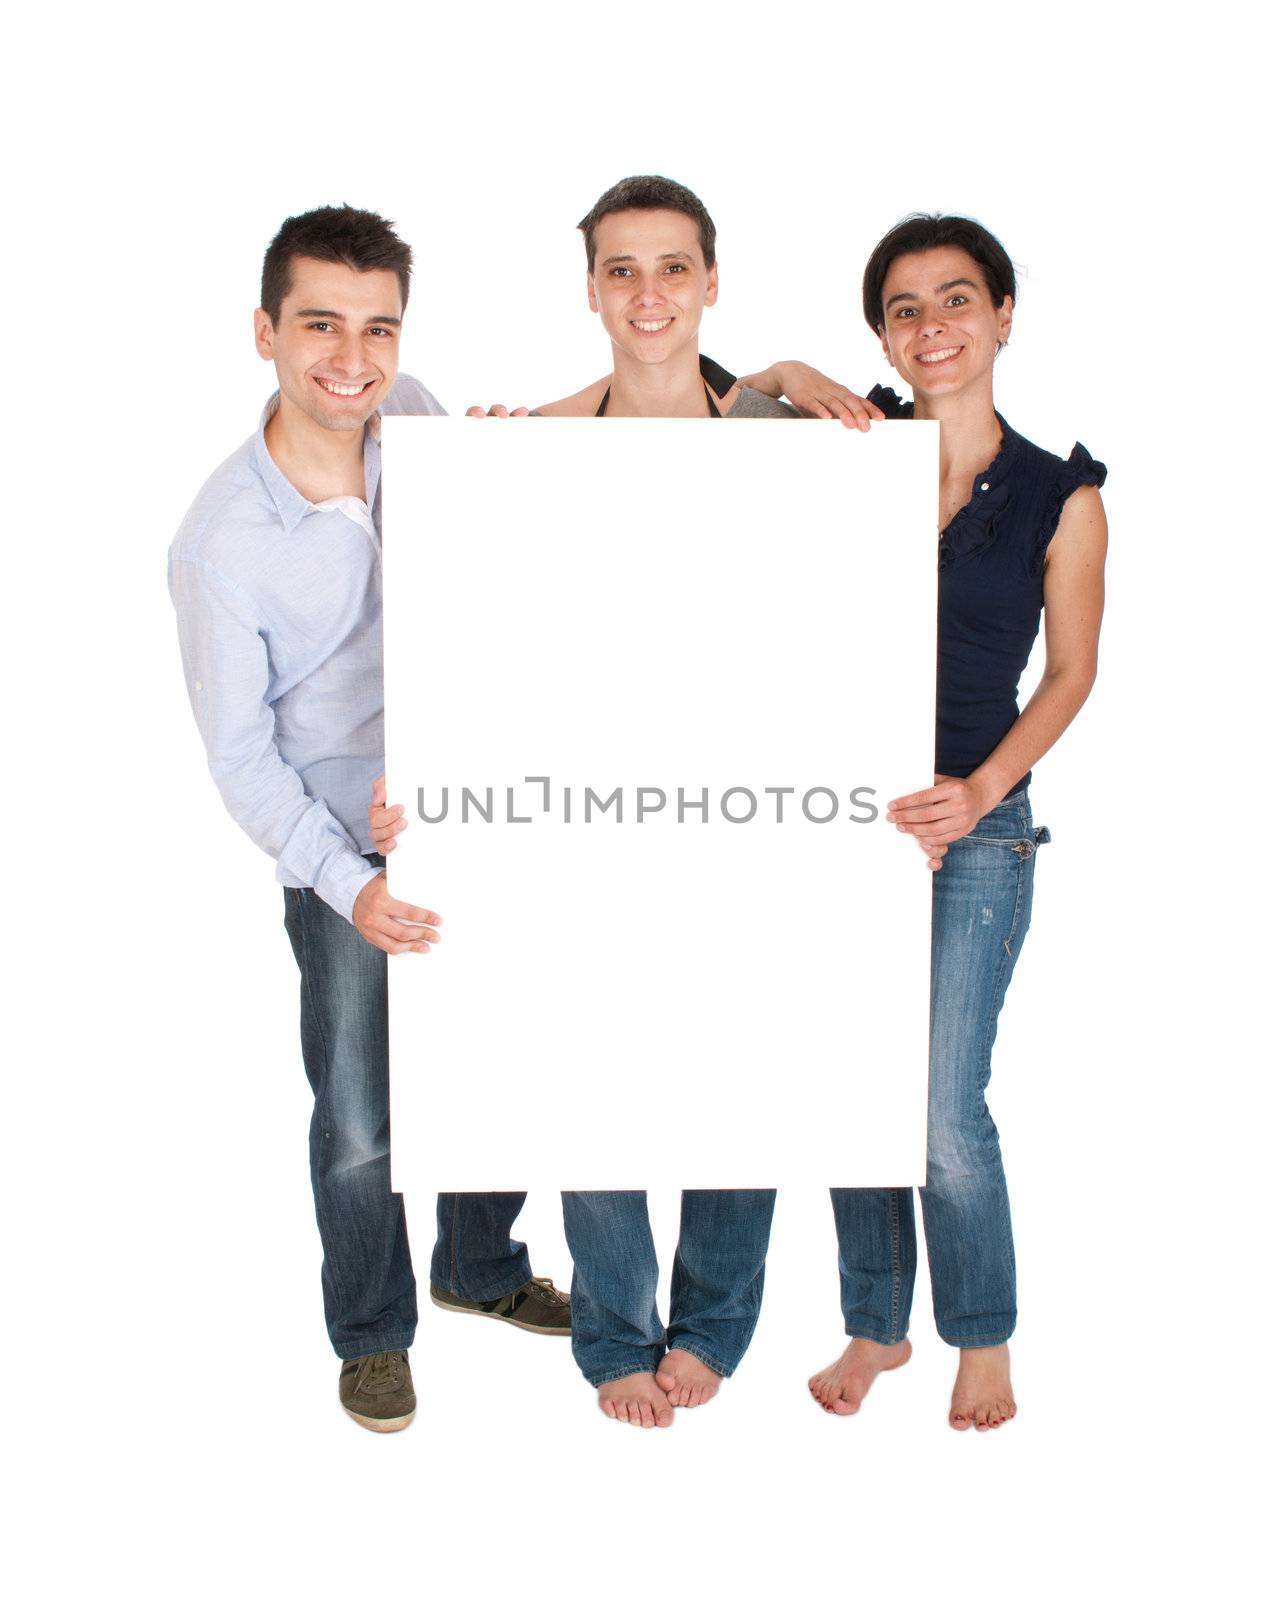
left=6, top=2, right=1280, bottom=1596
left=383, top=419, right=938, bottom=1188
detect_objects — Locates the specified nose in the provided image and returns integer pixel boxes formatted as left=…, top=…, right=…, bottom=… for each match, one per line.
left=332, top=330, right=368, bottom=377
left=633, top=274, right=666, bottom=307
left=919, top=309, right=947, bottom=340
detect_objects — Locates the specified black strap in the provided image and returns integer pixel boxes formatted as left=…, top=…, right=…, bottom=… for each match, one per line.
left=596, top=352, right=731, bottom=417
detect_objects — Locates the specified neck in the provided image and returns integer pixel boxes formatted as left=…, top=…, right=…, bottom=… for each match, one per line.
left=606, top=339, right=709, bottom=417
left=912, top=378, right=1002, bottom=482
left=264, top=392, right=369, bottom=503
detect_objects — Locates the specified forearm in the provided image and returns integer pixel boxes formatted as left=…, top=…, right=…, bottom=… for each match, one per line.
left=209, top=749, right=380, bottom=919
left=738, top=365, right=786, bottom=400
left=967, top=664, right=1098, bottom=811
left=171, top=555, right=379, bottom=920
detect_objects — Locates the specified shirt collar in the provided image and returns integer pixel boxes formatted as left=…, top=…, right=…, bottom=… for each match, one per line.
left=253, top=391, right=383, bottom=533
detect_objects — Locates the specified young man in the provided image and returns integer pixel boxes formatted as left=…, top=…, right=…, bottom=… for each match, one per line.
left=168, top=206, right=570, bottom=1434
left=374, top=175, right=864, bottom=1429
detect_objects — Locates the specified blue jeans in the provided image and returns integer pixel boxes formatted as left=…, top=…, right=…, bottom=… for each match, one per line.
left=561, top=1190, right=777, bottom=1385
left=283, top=868, right=534, bottom=1359
left=831, top=788, right=1049, bottom=1349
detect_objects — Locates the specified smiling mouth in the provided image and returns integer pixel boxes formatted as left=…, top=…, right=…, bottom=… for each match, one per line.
left=313, top=376, right=377, bottom=397
left=630, top=318, right=674, bottom=334
left=915, top=347, right=963, bottom=366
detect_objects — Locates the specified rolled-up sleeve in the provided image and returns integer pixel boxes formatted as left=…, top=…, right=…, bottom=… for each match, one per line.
left=168, top=554, right=381, bottom=922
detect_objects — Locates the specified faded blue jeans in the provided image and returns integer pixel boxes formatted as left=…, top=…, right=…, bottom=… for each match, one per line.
left=561, top=1190, right=777, bottom=1385
left=831, top=788, right=1049, bottom=1348
left=284, top=866, right=534, bottom=1359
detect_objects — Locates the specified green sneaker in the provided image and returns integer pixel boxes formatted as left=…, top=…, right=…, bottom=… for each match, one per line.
left=430, top=1275, right=572, bottom=1335
left=339, top=1349, right=416, bottom=1432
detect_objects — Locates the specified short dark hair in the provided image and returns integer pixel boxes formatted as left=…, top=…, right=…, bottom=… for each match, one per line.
left=578, top=175, right=717, bottom=272
left=260, top=204, right=413, bottom=326
left=861, top=214, right=1016, bottom=333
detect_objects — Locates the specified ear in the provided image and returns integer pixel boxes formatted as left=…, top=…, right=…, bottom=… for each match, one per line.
left=996, top=294, right=1014, bottom=347
left=253, top=307, right=275, bottom=362
left=587, top=270, right=599, bottom=315
left=705, top=260, right=719, bottom=307
left=878, top=325, right=892, bottom=365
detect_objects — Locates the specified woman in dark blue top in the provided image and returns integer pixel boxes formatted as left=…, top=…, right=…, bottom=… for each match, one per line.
left=758, top=216, right=1108, bottom=1431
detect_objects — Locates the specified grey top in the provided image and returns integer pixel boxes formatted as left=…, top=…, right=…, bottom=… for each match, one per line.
left=727, top=385, right=800, bottom=418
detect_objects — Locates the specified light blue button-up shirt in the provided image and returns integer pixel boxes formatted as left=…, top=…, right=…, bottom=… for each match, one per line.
left=168, top=374, right=446, bottom=922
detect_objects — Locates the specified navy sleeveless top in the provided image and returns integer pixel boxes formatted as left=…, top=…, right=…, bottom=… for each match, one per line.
left=868, top=386, right=1107, bottom=796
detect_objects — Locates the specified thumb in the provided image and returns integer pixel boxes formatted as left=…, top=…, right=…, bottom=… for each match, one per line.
left=372, top=773, right=386, bottom=806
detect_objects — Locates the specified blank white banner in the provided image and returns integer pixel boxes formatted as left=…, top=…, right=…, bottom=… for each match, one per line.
left=382, top=416, right=938, bottom=1190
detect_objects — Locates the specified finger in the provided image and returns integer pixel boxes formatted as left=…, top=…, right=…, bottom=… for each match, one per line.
left=376, top=838, right=396, bottom=855
left=827, top=390, right=870, bottom=431
left=383, top=895, right=443, bottom=925
left=486, top=405, right=510, bottom=418
left=807, top=400, right=832, bottom=420
left=363, top=927, right=429, bottom=956
left=898, top=820, right=960, bottom=841
left=465, top=406, right=486, bottom=417
left=860, top=398, right=886, bottom=420
left=888, top=784, right=950, bottom=811
left=511, top=407, right=530, bottom=416
left=372, top=774, right=387, bottom=806
left=892, top=803, right=954, bottom=825
left=381, top=916, right=442, bottom=944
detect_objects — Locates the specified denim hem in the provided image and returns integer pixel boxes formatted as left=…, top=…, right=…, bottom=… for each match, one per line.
left=842, top=1320, right=909, bottom=1346
left=430, top=1267, right=535, bottom=1303
left=666, top=1338, right=736, bottom=1380
left=333, top=1330, right=417, bottom=1360
left=937, top=1323, right=1016, bottom=1350
left=584, top=1361, right=661, bottom=1388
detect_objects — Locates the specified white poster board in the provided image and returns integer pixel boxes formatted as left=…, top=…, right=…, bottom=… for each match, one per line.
left=382, top=416, right=938, bottom=1190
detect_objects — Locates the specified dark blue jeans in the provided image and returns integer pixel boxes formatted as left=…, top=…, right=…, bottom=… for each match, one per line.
left=283, top=871, right=534, bottom=1358
left=831, top=789, right=1048, bottom=1349
left=561, top=1190, right=777, bottom=1385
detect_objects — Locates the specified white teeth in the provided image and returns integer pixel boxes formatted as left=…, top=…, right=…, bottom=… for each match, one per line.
left=319, top=379, right=366, bottom=395
left=918, top=348, right=961, bottom=364
left=632, top=319, right=671, bottom=332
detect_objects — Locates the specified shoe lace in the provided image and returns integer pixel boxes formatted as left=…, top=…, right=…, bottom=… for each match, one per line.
left=522, top=1276, right=570, bottom=1308
left=357, top=1350, right=403, bottom=1393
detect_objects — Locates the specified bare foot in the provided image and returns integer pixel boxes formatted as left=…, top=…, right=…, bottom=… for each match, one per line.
left=949, top=1345, right=1017, bottom=1431
left=596, top=1372, right=674, bottom=1429
left=656, top=1349, right=722, bottom=1409
left=808, top=1337, right=912, bottom=1415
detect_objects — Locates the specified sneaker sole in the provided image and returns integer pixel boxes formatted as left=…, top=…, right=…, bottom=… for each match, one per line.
left=343, top=1404, right=417, bottom=1433
left=429, top=1292, right=571, bottom=1336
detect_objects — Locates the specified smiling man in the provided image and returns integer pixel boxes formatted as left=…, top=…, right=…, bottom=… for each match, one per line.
left=168, top=206, right=570, bottom=1433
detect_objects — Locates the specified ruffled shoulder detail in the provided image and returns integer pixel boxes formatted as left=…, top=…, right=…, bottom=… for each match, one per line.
left=865, top=384, right=914, bottom=420
left=1034, top=442, right=1107, bottom=569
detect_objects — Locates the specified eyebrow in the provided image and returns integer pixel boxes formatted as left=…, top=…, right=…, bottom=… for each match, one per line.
left=884, top=277, right=979, bottom=310
left=600, top=252, right=696, bottom=267
left=294, top=308, right=402, bottom=327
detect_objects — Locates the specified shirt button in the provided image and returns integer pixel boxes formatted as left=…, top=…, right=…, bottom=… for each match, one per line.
left=981, top=482, right=990, bottom=491
left=194, top=679, right=203, bottom=691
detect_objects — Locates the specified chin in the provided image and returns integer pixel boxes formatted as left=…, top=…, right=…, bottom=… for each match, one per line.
left=308, top=394, right=382, bottom=431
